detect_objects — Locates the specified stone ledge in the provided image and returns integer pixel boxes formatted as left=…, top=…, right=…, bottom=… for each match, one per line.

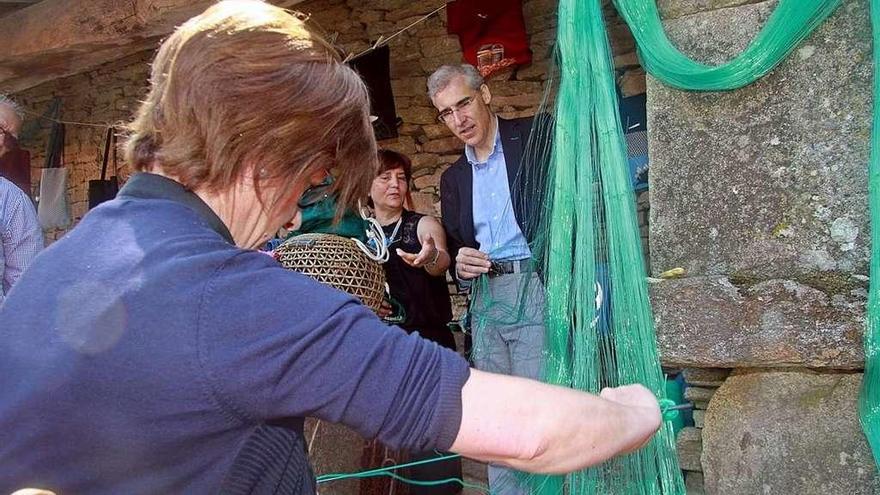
left=676, top=426, right=703, bottom=471
left=652, top=276, right=865, bottom=369
left=682, top=368, right=730, bottom=387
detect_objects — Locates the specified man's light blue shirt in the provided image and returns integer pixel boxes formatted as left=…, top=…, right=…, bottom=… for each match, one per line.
left=467, top=118, right=531, bottom=261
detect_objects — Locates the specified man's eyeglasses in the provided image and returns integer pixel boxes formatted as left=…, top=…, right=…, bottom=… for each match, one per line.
left=436, top=95, right=477, bottom=124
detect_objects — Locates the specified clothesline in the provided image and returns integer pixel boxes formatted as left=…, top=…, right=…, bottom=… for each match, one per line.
left=20, top=107, right=114, bottom=130
left=18, top=1, right=451, bottom=130
left=342, top=2, right=449, bottom=63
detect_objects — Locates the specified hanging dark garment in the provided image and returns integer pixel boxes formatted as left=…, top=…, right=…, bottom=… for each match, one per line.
left=88, top=126, right=119, bottom=209
left=350, top=45, right=399, bottom=140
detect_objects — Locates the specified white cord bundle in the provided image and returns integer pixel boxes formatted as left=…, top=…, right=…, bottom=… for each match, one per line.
left=353, top=201, right=390, bottom=263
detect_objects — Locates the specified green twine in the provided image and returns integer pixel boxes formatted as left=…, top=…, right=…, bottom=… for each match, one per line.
left=316, top=453, right=490, bottom=492
left=614, top=0, right=843, bottom=90
left=316, top=399, right=690, bottom=491
left=316, top=453, right=462, bottom=484
left=862, top=0, right=880, bottom=468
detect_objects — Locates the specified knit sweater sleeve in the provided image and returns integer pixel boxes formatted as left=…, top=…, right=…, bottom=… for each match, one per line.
left=197, top=250, right=470, bottom=452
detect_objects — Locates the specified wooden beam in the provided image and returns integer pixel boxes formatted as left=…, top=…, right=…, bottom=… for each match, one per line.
left=0, top=0, right=306, bottom=93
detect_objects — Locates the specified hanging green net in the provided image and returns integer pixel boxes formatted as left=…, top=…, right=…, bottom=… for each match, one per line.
left=466, top=0, right=686, bottom=490
left=615, top=0, right=842, bottom=91
left=862, top=0, right=880, bottom=469
left=464, top=0, right=880, bottom=491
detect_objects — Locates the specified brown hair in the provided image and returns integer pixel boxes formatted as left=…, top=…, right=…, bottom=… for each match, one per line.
left=374, top=149, right=414, bottom=210
left=123, top=0, right=376, bottom=214
left=377, top=149, right=412, bottom=182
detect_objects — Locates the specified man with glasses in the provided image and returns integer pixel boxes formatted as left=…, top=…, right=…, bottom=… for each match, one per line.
left=0, top=94, right=43, bottom=306
left=428, top=64, right=547, bottom=495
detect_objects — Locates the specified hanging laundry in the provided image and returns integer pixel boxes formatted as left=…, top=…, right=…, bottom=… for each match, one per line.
left=446, top=0, right=532, bottom=77
left=349, top=45, right=399, bottom=140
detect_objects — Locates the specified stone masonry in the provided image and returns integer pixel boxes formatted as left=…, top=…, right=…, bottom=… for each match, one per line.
left=649, top=0, right=878, bottom=493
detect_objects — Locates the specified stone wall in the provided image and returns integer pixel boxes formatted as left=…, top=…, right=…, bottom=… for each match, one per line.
left=13, top=51, right=151, bottom=242
left=648, top=0, right=878, bottom=492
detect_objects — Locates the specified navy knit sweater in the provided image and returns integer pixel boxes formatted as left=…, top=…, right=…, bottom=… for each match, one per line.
left=0, top=173, right=469, bottom=494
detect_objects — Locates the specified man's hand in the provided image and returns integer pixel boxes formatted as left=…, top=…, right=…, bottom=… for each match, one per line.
left=397, top=234, right=439, bottom=268
left=455, top=247, right=491, bottom=280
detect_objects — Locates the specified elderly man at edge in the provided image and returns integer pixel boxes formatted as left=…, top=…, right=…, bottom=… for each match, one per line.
left=0, top=94, right=42, bottom=306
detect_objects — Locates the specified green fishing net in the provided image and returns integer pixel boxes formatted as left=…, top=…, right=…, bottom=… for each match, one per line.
left=863, top=0, right=880, bottom=470
left=616, top=0, right=842, bottom=91
left=465, top=0, right=880, bottom=492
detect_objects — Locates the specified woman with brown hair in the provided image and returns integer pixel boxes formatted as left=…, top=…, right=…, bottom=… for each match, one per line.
left=372, top=149, right=454, bottom=349
left=0, top=1, right=662, bottom=494
left=368, top=149, right=460, bottom=494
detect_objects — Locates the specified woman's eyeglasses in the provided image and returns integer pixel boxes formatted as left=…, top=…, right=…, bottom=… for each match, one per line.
left=298, top=174, right=334, bottom=208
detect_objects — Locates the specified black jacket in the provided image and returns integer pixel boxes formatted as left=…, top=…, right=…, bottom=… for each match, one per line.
left=439, top=115, right=550, bottom=284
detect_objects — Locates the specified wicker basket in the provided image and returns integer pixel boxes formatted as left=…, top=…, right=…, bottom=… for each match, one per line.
left=275, top=233, right=386, bottom=313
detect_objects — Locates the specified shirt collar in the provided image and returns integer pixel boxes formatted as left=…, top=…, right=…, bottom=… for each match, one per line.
left=465, top=116, right=502, bottom=168
left=118, top=173, right=235, bottom=244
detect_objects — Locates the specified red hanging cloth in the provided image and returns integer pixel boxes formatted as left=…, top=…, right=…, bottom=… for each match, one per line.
left=447, top=0, right=532, bottom=77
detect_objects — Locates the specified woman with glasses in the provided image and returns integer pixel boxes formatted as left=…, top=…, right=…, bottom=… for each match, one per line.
left=0, top=2, right=661, bottom=494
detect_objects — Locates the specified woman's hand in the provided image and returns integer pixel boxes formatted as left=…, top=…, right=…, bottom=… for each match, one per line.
left=396, top=234, right=440, bottom=268
left=377, top=300, right=393, bottom=319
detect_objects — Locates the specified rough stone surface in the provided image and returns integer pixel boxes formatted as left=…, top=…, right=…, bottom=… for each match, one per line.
left=676, top=426, right=703, bottom=471
left=651, top=276, right=866, bottom=369
left=702, top=372, right=880, bottom=495
left=685, top=471, right=706, bottom=495
left=684, top=386, right=716, bottom=409
left=656, top=0, right=765, bottom=19
left=693, top=409, right=706, bottom=428
left=682, top=368, right=731, bottom=387
left=648, top=0, right=872, bottom=283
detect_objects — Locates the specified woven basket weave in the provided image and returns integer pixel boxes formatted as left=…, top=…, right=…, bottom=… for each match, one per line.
left=275, top=233, right=385, bottom=313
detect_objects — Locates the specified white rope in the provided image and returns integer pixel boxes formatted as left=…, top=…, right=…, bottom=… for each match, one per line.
left=352, top=201, right=390, bottom=263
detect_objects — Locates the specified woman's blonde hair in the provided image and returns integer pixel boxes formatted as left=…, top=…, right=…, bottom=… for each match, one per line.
left=124, top=0, right=376, bottom=214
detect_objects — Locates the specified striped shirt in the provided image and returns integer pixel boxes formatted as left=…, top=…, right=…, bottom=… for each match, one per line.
left=1, top=177, right=43, bottom=304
